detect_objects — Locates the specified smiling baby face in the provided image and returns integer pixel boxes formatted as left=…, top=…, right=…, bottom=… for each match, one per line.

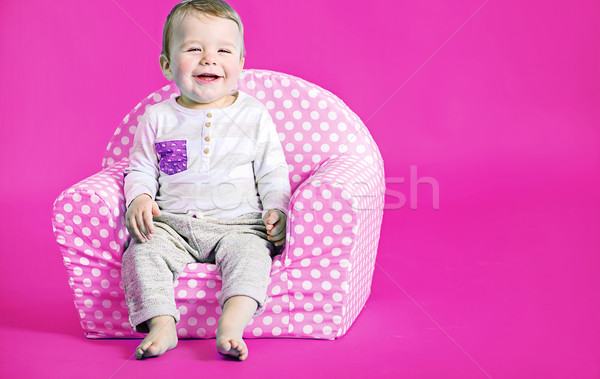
left=160, top=12, right=245, bottom=109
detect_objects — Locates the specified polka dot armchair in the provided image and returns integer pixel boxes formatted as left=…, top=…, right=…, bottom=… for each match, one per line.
left=52, top=69, right=385, bottom=339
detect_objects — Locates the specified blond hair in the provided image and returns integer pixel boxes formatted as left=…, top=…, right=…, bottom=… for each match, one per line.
left=162, top=0, right=245, bottom=61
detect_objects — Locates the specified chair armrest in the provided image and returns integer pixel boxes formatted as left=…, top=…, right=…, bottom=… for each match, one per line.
left=283, top=154, right=385, bottom=266
left=52, top=159, right=130, bottom=265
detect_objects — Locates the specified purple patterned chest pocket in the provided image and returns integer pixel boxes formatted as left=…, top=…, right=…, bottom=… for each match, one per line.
left=155, top=140, right=187, bottom=175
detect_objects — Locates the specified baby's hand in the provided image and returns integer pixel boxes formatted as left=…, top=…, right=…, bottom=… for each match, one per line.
left=263, top=210, right=287, bottom=247
left=125, top=194, right=161, bottom=243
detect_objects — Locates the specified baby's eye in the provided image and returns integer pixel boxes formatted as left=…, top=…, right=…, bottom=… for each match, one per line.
left=188, top=48, right=201, bottom=52
left=219, top=49, right=231, bottom=53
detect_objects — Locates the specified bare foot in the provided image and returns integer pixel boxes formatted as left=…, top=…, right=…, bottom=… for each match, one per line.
left=216, top=335, right=248, bottom=360
left=215, top=296, right=258, bottom=361
left=135, top=315, right=178, bottom=360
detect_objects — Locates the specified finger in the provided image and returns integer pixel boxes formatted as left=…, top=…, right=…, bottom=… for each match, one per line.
left=265, top=212, right=278, bottom=225
left=130, top=214, right=145, bottom=242
left=143, top=209, right=155, bottom=236
left=271, top=231, right=286, bottom=242
left=134, top=214, right=148, bottom=242
left=152, top=201, right=162, bottom=216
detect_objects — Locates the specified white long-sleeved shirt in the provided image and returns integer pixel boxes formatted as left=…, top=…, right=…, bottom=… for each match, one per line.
left=124, top=90, right=291, bottom=219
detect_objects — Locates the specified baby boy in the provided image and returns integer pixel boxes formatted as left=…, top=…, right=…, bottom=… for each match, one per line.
left=122, top=0, right=290, bottom=361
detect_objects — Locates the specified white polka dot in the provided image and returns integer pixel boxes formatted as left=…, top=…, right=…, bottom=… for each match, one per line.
left=311, top=269, right=321, bottom=279
left=207, top=317, right=216, bottom=326
left=323, top=326, right=332, bottom=335
left=273, top=305, right=282, bottom=314
left=263, top=316, right=273, bottom=325
left=333, top=292, right=343, bottom=302
left=302, top=281, right=312, bottom=290
left=303, top=325, right=313, bottom=334
left=271, top=285, right=281, bottom=295
left=272, top=327, right=282, bottom=336
left=330, top=270, right=341, bottom=279
left=322, top=281, right=332, bottom=290
left=333, top=315, right=342, bottom=324
left=320, top=258, right=330, bottom=267
left=304, top=302, right=314, bottom=312
left=323, top=303, right=333, bottom=313
left=291, top=269, right=301, bottom=278
left=294, top=313, right=304, bottom=322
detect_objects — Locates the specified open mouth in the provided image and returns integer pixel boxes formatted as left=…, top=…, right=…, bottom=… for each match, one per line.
left=195, top=74, right=221, bottom=83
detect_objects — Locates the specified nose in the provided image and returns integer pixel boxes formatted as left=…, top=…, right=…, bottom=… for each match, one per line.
left=200, top=51, right=216, bottom=65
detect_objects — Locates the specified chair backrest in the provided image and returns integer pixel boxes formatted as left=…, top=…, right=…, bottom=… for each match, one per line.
left=102, top=69, right=383, bottom=193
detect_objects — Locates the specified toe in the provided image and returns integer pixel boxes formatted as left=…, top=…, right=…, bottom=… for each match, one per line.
left=217, top=338, right=232, bottom=354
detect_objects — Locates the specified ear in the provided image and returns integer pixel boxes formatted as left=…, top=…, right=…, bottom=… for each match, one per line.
left=160, top=54, right=173, bottom=81
left=240, top=56, right=245, bottom=71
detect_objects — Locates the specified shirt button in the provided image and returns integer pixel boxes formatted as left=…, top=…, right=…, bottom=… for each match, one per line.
left=207, top=113, right=213, bottom=118
left=204, top=136, right=211, bottom=142
left=205, top=122, right=211, bottom=127
left=204, top=148, right=210, bottom=154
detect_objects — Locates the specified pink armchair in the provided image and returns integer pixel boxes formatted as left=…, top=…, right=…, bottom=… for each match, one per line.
left=52, top=69, right=385, bottom=339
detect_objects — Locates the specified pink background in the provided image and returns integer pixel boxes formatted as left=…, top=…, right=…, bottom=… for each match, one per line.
left=1, top=0, right=599, bottom=377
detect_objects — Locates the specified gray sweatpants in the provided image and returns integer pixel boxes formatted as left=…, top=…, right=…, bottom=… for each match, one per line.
left=121, top=211, right=274, bottom=333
